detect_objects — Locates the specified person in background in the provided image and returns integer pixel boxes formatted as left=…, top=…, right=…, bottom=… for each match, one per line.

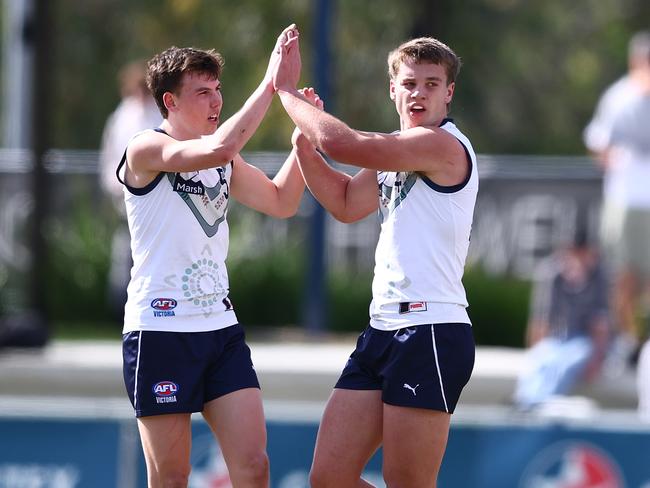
left=583, top=31, right=650, bottom=372
left=513, top=226, right=611, bottom=410
left=98, top=60, right=161, bottom=321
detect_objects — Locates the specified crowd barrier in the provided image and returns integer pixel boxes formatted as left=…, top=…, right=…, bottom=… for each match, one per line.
left=1, top=398, right=649, bottom=488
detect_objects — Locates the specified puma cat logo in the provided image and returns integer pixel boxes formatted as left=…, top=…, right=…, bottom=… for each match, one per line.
left=403, top=383, right=420, bottom=396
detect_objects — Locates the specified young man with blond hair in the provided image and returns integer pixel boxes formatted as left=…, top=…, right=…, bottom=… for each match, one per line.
left=275, top=33, right=477, bottom=487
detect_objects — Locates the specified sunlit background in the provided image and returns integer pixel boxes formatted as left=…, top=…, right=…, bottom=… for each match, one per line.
left=1, top=1, right=649, bottom=487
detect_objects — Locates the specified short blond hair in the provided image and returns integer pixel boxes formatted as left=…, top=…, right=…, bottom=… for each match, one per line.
left=387, top=37, right=461, bottom=85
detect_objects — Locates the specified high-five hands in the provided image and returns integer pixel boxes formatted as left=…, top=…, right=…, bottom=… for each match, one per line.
left=273, top=25, right=301, bottom=92
left=265, top=24, right=299, bottom=89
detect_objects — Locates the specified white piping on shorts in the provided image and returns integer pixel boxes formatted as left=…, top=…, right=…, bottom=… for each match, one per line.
left=133, top=331, right=142, bottom=411
left=431, top=325, right=449, bottom=413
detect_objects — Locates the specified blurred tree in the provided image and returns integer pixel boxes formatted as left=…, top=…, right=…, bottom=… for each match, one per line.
left=51, top=0, right=311, bottom=150
left=427, top=0, right=648, bottom=154
left=39, top=0, right=650, bottom=154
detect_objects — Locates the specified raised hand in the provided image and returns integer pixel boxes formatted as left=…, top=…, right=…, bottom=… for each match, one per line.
left=265, top=24, right=298, bottom=89
left=273, top=26, right=301, bottom=92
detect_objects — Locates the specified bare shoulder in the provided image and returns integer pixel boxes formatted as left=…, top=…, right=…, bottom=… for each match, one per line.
left=399, top=125, right=466, bottom=161
left=399, top=124, right=461, bottom=148
left=124, top=131, right=169, bottom=186
left=126, top=131, right=167, bottom=167
left=399, top=126, right=468, bottom=184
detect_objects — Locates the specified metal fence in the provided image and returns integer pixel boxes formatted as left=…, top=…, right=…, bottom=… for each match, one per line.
left=0, top=149, right=604, bottom=312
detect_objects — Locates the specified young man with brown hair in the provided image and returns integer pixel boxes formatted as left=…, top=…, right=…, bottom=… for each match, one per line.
left=119, top=25, right=303, bottom=487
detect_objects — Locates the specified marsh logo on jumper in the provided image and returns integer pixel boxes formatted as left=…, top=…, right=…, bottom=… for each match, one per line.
left=173, top=173, right=205, bottom=195
left=519, top=441, right=624, bottom=488
left=153, top=381, right=178, bottom=404
left=169, top=166, right=230, bottom=237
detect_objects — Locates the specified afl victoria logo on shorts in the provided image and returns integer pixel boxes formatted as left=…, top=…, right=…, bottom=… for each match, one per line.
left=152, top=381, right=179, bottom=404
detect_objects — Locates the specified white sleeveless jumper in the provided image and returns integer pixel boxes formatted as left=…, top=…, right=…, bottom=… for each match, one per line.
left=369, top=119, right=478, bottom=331
left=120, top=130, right=238, bottom=333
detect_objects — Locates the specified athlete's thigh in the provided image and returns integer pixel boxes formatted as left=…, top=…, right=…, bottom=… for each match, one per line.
left=202, top=388, right=267, bottom=466
left=382, top=404, right=450, bottom=488
left=312, top=389, right=383, bottom=478
left=137, top=413, right=192, bottom=474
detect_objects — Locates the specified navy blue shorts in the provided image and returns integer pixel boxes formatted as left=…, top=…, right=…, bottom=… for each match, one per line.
left=122, top=324, right=259, bottom=417
left=335, top=323, right=475, bottom=413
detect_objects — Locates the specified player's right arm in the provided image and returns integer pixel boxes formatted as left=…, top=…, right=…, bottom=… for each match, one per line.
left=124, top=80, right=276, bottom=188
left=124, top=131, right=192, bottom=188
left=125, top=124, right=246, bottom=171
left=125, top=24, right=298, bottom=188
left=295, top=136, right=378, bottom=223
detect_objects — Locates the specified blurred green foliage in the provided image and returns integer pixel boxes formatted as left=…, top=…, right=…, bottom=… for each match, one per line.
left=12, top=0, right=644, bottom=344
left=464, top=266, right=531, bottom=347
left=228, top=247, right=304, bottom=328
left=45, top=201, right=532, bottom=346
left=44, top=0, right=650, bottom=155
left=45, top=190, right=113, bottom=322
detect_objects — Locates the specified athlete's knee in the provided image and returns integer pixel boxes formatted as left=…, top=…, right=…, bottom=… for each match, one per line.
left=383, top=465, right=437, bottom=488
left=245, top=451, right=270, bottom=482
left=157, top=468, right=190, bottom=488
left=145, top=460, right=190, bottom=488
left=309, top=463, right=346, bottom=488
left=309, top=470, right=330, bottom=488
left=308, top=466, right=326, bottom=488
left=229, top=451, right=269, bottom=487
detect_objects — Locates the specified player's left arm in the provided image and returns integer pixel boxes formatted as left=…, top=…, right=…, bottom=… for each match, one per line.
left=276, top=90, right=467, bottom=185
left=230, top=150, right=304, bottom=218
left=273, top=28, right=465, bottom=182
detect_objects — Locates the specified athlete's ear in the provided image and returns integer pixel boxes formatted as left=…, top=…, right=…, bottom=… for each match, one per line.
left=389, top=79, right=396, bottom=101
left=163, top=92, right=177, bottom=113
left=445, top=82, right=455, bottom=105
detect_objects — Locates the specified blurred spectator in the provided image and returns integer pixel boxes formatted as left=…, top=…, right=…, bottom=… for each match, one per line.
left=99, top=60, right=161, bottom=321
left=638, top=342, right=650, bottom=421
left=583, top=31, right=650, bottom=362
left=513, top=227, right=611, bottom=410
